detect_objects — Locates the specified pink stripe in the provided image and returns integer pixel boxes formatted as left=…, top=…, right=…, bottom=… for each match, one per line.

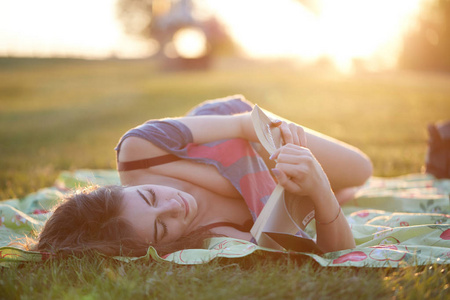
left=240, top=171, right=276, bottom=216
left=186, top=139, right=256, bottom=167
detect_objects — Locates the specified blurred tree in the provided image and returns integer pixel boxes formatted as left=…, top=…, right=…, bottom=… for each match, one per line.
left=399, top=0, right=450, bottom=71
left=117, top=0, right=153, bottom=39
left=116, top=0, right=239, bottom=62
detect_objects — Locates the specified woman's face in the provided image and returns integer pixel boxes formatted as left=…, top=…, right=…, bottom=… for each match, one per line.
left=120, top=184, right=198, bottom=245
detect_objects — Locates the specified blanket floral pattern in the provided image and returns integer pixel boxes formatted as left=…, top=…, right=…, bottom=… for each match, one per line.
left=0, top=170, right=449, bottom=267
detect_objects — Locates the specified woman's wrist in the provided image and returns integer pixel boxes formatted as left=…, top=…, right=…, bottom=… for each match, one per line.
left=310, top=184, right=343, bottom=224
left=309, top=174, right=333, bottom=203
left=238, top=112, right=258, bottom=142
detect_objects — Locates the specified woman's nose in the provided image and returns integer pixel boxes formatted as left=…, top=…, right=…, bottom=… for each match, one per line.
left=157, top=198, right=182, bottom=217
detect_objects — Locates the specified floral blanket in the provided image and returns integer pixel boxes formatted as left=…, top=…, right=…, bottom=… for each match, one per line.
left=1, top=170, right=449, bottom=268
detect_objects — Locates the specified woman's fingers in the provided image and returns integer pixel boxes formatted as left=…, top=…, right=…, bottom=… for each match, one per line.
left=270, top=143, right=309, bottom=161
left=271, top=168, right=302, bottom=194
left=295, top=124, right=307, bottom=147
left=270, top=144, right=325, bottom=196
left=273, top=121, right=307, bottom=147
left=270, top=119, right=282, bottom=127
left=279, top=122, right=293, bottom=144
left=289, top=123, right=300, bottom=146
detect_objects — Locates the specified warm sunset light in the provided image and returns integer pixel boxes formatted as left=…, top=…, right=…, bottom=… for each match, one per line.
left=0, top=0, right=424, bottom=70
left=172, top=27, right=208, bottom=59
left=205, top=0, right=423, bottom=71
left=0, top=0, right=155, bottom=59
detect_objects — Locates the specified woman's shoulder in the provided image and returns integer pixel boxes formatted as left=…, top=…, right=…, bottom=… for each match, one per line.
left=117, top=136, right=169, bottom=163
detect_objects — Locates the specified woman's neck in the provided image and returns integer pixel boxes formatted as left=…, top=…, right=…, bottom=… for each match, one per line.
left=171, top=179, right=251, bottom=231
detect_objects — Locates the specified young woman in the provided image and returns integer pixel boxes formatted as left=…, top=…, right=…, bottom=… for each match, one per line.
left=35, top=95, right=372, bottom=257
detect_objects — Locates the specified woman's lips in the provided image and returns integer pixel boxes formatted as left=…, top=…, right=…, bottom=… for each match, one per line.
left=179, top=195, right=189, bottom=218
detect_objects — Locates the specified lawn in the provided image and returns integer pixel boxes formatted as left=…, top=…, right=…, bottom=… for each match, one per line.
left=0, top=57, right=449, bottom=299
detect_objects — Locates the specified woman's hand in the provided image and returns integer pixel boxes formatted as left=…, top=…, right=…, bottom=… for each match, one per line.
left=270, top=144, right=332, bottom=202
left=273, top=119, right=307, bottom=148
left=270, top=142, right=356, bottom=252
left=270, top=120, right=331, bottom=200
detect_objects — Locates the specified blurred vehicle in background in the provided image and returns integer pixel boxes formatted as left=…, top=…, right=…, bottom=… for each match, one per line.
left=118, top=0, right=238, bottom=70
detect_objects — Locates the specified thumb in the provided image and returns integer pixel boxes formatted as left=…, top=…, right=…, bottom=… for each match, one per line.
left=271, top=168, right=301, bottom=194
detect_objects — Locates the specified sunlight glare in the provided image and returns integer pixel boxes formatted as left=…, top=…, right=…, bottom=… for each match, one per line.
left=173, top=27, right=208, bottom=59
left=316, top=0, right=423, bottom=71
left=0, top=0, right=425, bottom=69
left=0, top=0, right=155, bottom=59
left=204, top=0, right=423, bottom=71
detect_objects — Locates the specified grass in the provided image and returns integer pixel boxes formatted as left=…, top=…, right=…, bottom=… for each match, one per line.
left=1, top=255, right=448, bottom=299
left=1, top=57, right=450, bottom=299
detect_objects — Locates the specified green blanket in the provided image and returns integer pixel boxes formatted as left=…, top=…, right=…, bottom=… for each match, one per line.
left=1, top=170, right=449, bottom=267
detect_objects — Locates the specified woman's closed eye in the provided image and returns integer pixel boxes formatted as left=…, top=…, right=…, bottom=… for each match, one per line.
left=137, top=189, right=156, bottom=206
left=157, top=219, right=168, bottom=243
left=138, top=188, right=168, bottom=243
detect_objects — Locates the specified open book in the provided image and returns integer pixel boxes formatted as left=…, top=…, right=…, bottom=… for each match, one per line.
left=250, top=105, right=321, bottom=253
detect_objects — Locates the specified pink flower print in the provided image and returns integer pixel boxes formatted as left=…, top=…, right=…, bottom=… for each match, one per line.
left=440, top=229, right=450, bottom=240
left=32, top=209, right=48, bottom=215
left=369, top=245, right=407, bottom=262
left=212, top=240, right=229, bottom=250
left=0, top=251, right=20, bottom=259
left=357, top=211, right=370, bottom=218
left=399, top=221, right=409, bottom=227
left=333, top=251, right=367, bottom=264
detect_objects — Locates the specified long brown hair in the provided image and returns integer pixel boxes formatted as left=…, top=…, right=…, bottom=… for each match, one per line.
left=33, top=185, right=213, bottom=257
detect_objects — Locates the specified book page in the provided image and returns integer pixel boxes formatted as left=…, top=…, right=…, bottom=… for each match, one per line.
left=250, top=105, right=316, bottom=251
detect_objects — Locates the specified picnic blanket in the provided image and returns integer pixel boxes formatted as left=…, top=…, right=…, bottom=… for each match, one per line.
left=1, top=170, right=449, bottom=268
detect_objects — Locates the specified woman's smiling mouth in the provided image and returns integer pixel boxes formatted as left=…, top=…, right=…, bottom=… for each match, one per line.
left=179, top=194, right=189, bottom=218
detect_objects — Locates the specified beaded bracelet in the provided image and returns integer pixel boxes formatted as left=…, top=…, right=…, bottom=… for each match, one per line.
left=316, top=207, right=342, bottom=225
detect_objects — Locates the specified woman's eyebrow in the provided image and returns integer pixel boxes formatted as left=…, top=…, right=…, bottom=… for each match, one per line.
left=137, top=190, right=151, bottom=205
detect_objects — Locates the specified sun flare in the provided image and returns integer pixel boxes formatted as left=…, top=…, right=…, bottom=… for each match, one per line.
left=204, top=0, right=423, bottom=71
left=172, top=27, right=208, bottom=59
left=0, top=0, right=425, bottom=71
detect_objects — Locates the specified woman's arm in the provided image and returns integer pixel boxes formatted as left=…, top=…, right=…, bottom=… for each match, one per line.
left=302, top=128, right=373, bottom=191
left=180, top=112, right=361, bottom=251
left=122, top=104, right=372, bottom=194
left=270, top=144, right=356, bottom=252
left=181, top=110, right=372, bottom=192
left=176, top=113, right=255, bottom=144
left=265, top=116, right=372, bottom=193
left=118, top=113, right=254, bottom=166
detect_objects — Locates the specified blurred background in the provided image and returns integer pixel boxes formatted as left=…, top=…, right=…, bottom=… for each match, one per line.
left=1, top=0, right=449, bottom=72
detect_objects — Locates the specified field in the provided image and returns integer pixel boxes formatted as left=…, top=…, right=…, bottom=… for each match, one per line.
left=1, top=57, right=449, bottom=299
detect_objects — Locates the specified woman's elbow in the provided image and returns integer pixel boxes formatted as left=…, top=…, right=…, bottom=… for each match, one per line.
left=356, top=152, right=373, bottom=185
